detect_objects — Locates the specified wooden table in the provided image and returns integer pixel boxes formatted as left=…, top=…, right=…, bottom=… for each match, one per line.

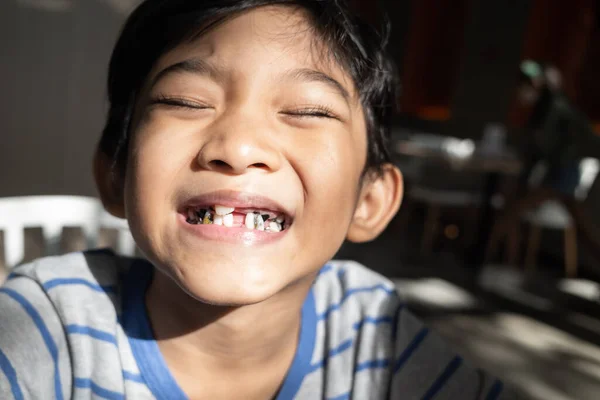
left=394, top=139, right=522, bottom=175
left=394, top=138, right=523, bottom=269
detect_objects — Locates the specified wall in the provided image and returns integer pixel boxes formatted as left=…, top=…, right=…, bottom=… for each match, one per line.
left=450, top=0, right=531, bottom=138
left=0, top=0, right=136, bottom=197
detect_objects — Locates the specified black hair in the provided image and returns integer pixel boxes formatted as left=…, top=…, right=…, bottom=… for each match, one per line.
left=99, top=0, right=398, bottom=178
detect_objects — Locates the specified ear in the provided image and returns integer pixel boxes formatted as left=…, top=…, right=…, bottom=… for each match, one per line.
left=346, top=164, right=403, bottom=243
left=93, top=148, right=126, bottom=219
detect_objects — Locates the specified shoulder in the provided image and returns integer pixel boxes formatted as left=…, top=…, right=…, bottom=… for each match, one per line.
left=0, top=250, right=142, bottom=399
left=5, top=249, right=135, bottom=333
left=304, top=261, right=401, bottom=398
left=312, top=260, right=401, bottom=344
left=307, top=261, right=515, bottom=399
left=8, top=249, right=127, bottom=290
left=313, top=259, right=399, bottom=314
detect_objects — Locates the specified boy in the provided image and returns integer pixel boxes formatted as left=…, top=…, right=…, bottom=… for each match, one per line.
left=0, top=1, right=512, bottom=398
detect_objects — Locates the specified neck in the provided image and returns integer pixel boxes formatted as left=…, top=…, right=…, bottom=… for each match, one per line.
left=145, top=269, right=314, bottom=371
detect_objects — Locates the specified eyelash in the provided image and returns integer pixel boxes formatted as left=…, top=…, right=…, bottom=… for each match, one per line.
left=150, top=95, right=210, bottom=110
left=281, top=105, right=338, bottom=120
left=150, top=96, right=338, bottom=120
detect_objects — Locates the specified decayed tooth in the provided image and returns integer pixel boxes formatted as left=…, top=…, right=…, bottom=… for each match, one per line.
left=223, top=213, right=234, bottom=227
left=268, top=221, right=281, bottom=232
left=202, top=210, right=213, bottom=225
left=245, top=213, right=256, bottom=229
left=213, top=215, right=223, bottom=225
left=214, top=205, right=235, bottom=216
left=187, top=209, right=197, bottom=223
left=276, top=215, right=284, bottom=223
left=196, top=209, right=207, bottom=219
left=255, top=214, right=265, bottom=231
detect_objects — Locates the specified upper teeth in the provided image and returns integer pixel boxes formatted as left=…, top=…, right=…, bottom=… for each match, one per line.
left=214, top=205, right=235, bottom=216
left=255, top=214, right=265, bottom=231
left=245, top=213, right=255, bottom=229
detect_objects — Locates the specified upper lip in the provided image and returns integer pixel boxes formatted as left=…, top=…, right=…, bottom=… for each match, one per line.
left=178, top=189, right=293, bottom=217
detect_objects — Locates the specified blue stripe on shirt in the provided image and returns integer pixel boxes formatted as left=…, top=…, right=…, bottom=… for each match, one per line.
left=394, top=327, right=429, bottom=374
left=355, top=358, right=390, bottom=373
left=43, top=278, right=116, bottom=294
left=318, top=284, right=396, bottom=320
left=65, top=325, right=118, bottom=346
left=0, top=288, right=64, bottom=400
left=352, top=315, right=394, bottom=330
left=486, top=379, right=504, bottom=400
left=421, top=356, right=463, bottom=400
left=0, top=347, right=24, bottom=400
left=74, top=378, right=124, bottom=400
left=310, top=338, right=354, bottom=372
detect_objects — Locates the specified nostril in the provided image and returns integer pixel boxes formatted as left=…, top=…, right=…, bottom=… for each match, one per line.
left=210, top=160, right=230, bottom=169
left=250, top=162, right=269, bottom=170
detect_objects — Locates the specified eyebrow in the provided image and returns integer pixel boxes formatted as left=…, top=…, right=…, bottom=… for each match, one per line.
left=150, top=58, right=351, bottom=103
left=283, top=68, right=351, bottom=103
left=150, top=58, right=223, bottom=89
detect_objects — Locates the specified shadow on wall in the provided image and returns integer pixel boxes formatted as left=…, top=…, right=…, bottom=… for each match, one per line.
left=0, top=0, right=141, bottom=197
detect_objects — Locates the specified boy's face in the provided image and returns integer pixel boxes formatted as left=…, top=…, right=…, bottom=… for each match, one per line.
left=103, top=6, right=401, bottom=305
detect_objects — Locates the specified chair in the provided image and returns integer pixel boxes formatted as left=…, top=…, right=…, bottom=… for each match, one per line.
left=99, top=210, right=137, bottom=256
left=0, top=195, right=135, bottom=269
left=488, top=158, right=599, bottom=277
left=400, top=162, right=485, bottom=253
left=521, top=158, right=599, bottom=276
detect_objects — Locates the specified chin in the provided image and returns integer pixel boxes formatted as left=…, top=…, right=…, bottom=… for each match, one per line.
left=164, top=257, right=289, bottom=307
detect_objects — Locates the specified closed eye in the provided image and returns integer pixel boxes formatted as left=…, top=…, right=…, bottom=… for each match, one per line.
left=280, top=105, right=339, bottom=120
left=149, top=95, right=212, bottom=110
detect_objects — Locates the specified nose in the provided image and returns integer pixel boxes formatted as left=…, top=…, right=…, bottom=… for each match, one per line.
left=196, top=110, right=282, bottom=175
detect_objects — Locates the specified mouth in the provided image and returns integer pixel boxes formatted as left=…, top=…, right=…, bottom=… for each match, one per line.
left=177, top=190, right=293, bottom=234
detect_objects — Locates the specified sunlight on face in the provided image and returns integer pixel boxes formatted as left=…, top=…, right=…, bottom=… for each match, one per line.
left=124, top=6, right=369, bottom=305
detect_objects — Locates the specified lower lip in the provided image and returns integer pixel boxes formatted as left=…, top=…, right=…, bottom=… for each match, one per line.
left=177, top=214, right=287, bottom=246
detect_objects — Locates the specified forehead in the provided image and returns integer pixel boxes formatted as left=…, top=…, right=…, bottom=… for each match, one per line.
left=146, top=5, right=358, bottom=100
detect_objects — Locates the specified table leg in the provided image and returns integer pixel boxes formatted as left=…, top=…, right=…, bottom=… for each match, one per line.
left=467, top=172, right=500, bottom=269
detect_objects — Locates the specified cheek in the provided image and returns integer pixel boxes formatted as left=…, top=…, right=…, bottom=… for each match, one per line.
left=289, top=131, right=364, bottom=242
left=123, top=128, right=190, bottom=237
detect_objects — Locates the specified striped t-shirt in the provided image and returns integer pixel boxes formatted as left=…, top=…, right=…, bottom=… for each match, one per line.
left=0, top=250, right=512, bottom=399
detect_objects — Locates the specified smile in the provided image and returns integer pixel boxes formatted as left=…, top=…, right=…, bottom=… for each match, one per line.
left=185, top=205, right=287, bottom=232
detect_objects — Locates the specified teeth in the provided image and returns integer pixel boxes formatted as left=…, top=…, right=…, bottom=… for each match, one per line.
left=202, top=210, right=212, bottom=225
left=196, top=209, right=207, bottom=219
left=186, top=208, right=287, bottom=232
left=269, top=221, right=281, bottom=232
left=223, top=213, right=234, bottom=227
left=245, top=213, right=255, bottom=229
left=255, top=214, right=265, bottom=231
left=187, top=209, right=197, bottom=224
left=214, top=205, right=235, bottom=216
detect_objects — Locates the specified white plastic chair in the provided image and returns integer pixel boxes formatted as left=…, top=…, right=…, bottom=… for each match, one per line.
left=99, top=210, right=137, bottom=257
left=520, top=158, right=600, bottom=276
left=0, top=195, right=136, bottom=269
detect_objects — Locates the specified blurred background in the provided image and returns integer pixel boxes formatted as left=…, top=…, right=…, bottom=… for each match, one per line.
left=1, top=0, right=600, bottom=399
